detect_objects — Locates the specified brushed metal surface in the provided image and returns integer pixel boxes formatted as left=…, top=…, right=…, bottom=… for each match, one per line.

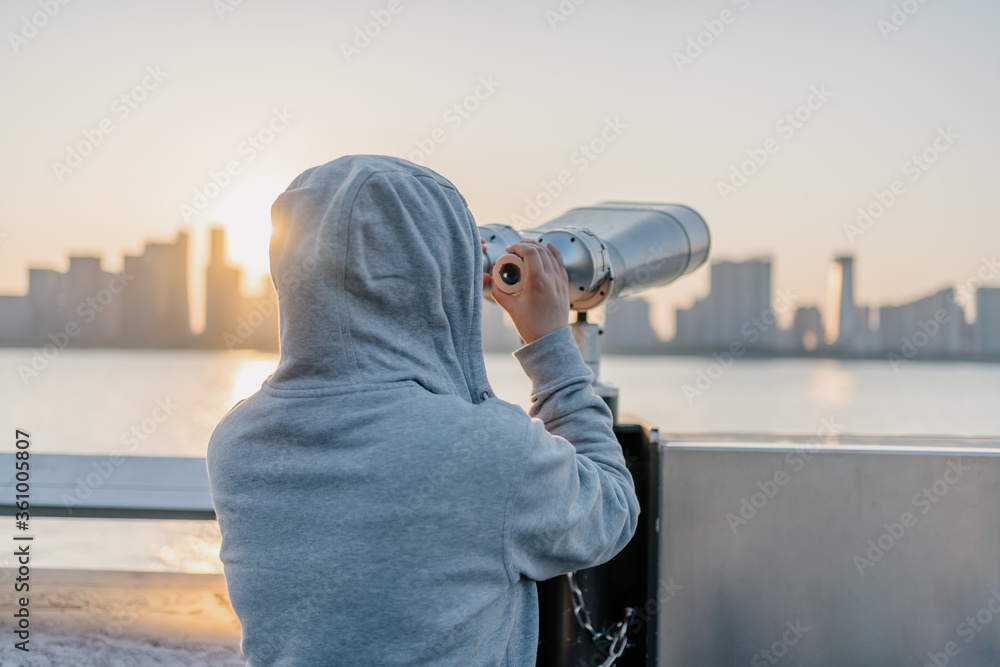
left=658, top=439, right=1000, bottom=666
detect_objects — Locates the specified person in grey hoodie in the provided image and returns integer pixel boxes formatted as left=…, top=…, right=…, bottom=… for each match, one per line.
left=206, top=154, right=640, bottom=666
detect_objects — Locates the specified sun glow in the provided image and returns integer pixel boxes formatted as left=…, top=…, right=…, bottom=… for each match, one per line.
left=209, top=175, right=288, bottom=289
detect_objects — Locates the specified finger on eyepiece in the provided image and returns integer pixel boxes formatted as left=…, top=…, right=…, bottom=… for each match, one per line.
left=505, top=242, right=542, bottom=261
left=514, top=243, right=547, bottom=277
left=546, top=242, right=565, bottom=268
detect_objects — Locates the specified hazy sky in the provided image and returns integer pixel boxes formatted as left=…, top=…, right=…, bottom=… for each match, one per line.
left=1, top=0, right=997, bottom=334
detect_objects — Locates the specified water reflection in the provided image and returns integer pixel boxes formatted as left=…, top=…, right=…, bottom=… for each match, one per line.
left=809, top=359, right=857, bottom=408
left=225, top=353, right=278, bottom=409
left=153, top=521, right=224, bottom=575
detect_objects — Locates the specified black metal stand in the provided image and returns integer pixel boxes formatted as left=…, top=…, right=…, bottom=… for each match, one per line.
left=536, top=422, right=661, bottom=667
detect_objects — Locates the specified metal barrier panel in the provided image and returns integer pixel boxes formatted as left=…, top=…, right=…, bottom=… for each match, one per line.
left=537, top=423, right=660, bottom=667
left=658, top=440, right=1000, bottom=667
left=0, top=453, right=215, bottom=519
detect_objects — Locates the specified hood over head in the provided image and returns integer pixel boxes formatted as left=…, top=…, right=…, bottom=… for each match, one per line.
left=265, top=155, right=493, bottom=404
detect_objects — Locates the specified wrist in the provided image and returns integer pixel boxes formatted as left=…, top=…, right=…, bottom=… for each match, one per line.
left=513, top=325, right=592, bottom=389
left=520, top=321, right=567, bottom=345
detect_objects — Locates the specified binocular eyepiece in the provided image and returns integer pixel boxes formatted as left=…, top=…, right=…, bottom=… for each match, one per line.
left=496, top=261, right=522, bottom=288
left=480, top=202, right=710, bottom=311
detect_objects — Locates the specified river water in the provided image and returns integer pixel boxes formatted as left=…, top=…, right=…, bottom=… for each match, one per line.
left=1, top=349, right=997, bottom=572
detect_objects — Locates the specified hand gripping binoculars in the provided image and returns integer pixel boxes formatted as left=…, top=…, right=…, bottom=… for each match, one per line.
left=479, top=202, right=710, bottom=310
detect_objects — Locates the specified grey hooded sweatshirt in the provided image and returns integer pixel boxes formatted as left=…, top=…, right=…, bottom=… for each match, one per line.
left=206, top=155, right=640, bottom=666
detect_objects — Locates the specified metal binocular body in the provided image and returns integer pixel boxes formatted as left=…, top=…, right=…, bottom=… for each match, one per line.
left=479, top=202, right=711, bottom=311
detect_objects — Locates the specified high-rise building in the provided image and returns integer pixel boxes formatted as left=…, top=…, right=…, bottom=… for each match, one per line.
left=204, top=227, right=243, bottom=347
left=792, top=306, right=825, bottom=351
left=120, top=231, right=191, bottom=347
left=879, top=288, right=964, bottom=359
left=0, top=296, right=32, bottom=342
left=856, top=305, right=871, bottom=334
left=147, top=231, right=191, bottom=344
left=602, top=297, right=661, bottom=353
left=825, top=256, right=857, bottom=349
left=674, top=298, right=707, bottom=349
left=27, top=268, right=61, bottom=338
left=233, top=274, right=279, bottom=351
left=850, top=304, right=884, bottom=355
left=976, top=287, right=1000, bottom=357
left=62, top=256, right=123, bottom=344
left=673, top=258, right=773, bottom=350
left=120, top=254, right=151, bottom=346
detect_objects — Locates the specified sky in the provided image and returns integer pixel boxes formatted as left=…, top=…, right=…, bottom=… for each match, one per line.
left=0, top=0, right=997, bottom=335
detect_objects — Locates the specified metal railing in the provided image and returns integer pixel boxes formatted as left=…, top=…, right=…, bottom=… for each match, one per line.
left=4, top=431, right=1000, bottom=666
left=0, top=453, right=214, bottom=520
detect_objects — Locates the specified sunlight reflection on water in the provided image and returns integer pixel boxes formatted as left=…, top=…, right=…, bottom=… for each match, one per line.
left=1, top=349, right=996, bottom=572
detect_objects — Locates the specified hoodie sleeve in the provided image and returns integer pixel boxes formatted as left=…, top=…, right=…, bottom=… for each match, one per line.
left=503, top=325, right=640, bottom=582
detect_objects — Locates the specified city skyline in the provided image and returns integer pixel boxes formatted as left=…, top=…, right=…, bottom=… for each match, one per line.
left=1, top=225, right=996, bottom=360
left=1, top=0, right=998, bottom=338
left=0, top=227, right=277, bottom=352
left=672, top=254, right=1000, bottom=360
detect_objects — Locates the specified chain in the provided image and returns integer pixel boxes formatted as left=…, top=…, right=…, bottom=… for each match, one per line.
left=566, top=571, right=600, bottom=640
left=565, top=571, right=637, bottom=667
left=600, top=607, right=636, bottom=667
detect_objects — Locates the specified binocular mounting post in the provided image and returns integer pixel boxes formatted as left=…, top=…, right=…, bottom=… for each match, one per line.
left=570, top=311, right=619, bottom=424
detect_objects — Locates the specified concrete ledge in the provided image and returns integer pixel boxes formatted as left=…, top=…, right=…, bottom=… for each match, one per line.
left=0, top=567, right=242, bottom=660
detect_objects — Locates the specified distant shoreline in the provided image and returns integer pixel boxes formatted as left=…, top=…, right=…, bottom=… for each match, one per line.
left=0, top=342, right=997, bottom=364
